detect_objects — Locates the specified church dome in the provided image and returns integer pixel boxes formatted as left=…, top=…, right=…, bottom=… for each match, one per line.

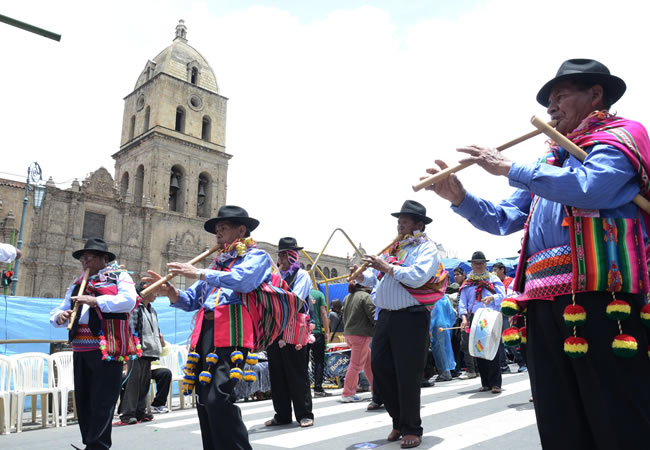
left=134, top=20, right=219, bottom=93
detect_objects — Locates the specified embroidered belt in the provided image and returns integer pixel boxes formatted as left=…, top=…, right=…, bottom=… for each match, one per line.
left=71, top=324, right=101, bottom=352
left=519, top=245, right=573, bottom=301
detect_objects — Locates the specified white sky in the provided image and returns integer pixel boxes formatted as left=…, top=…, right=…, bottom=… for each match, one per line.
left=2, top=0, right=650, bottom=261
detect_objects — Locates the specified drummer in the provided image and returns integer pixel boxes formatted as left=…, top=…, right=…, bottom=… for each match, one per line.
left=458, top=251, right=505, bottom=393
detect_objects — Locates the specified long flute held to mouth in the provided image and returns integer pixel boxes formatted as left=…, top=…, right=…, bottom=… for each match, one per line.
left=412, top=120, right=557, bottom=192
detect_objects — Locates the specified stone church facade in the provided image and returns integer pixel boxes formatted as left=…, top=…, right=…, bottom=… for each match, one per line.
left=0, top=21, right=350, bottom=298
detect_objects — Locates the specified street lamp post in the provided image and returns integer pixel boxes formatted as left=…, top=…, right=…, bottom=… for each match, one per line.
left=11, top=162, right=46, bottom=296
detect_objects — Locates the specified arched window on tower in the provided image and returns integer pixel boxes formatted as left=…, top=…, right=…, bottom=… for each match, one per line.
left=134, top=165, right=144, bottom=206
left=191, top=67, right=198, bottom=85
left=129, top=115, right=136, bottom=140
left=175, top=107, right=185, bottom=133
left=331, top=268, right=338, bottom=278
left=201, top=116, right=211, bottom=141
left=120, top=172, right=129, bottom=200
left=323, top=267, right=330, bottom=278
left=169, top=166, right=185, bottom=212
left=197, top=173, right=211, bottom=217
left=143, top=106, right=150, bottom=133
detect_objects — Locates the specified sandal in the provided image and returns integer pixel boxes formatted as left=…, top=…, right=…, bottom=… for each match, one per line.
left=401, top=434, right=422, bottom=448
left=264, top=418, right=291, bottom=427
left=491, top=386, right=502, bottom=394
left=367, top=401, right=383, bottom=411
left=478, top=386, right=491, bottom=392
left=387, top=429, right=401, bottom=441
left=299, top=418, right=314, bottom=428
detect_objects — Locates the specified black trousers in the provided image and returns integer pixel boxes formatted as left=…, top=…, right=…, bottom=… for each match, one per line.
left=267, top=338, right=314, bottom=423
left=307, top=333, right=326, bottom=391
left=194, top=317, right=252, bottom=450
left=151, top=367, right=172, bottom=407
left=120, top=358, right=151, bottom=420
left=371, top=307, right=429, bottom=437
left=73, top=350, right=122, bottom=450
left=476, top=340, right=503, bottom=388
left=528, top=292, right=650, bottom=450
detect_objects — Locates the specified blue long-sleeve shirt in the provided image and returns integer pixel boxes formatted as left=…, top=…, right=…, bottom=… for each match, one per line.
left=458, top=273, right=505, bottom=317
left=452, top=144, right=645, bottom=255
left=361, top=239, right=440, bottom=310
left=171, top=248, right=272, bottom=312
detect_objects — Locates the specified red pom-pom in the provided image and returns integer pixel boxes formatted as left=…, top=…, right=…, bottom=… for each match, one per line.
left=640, top=304, right=650, bottom=328
left=612, top=334, right=638, bottom=357
left=520, top=326, right=527, bottom=344
left=606, top=300, right=631, bottom=321
left=563, top=304, right=586, bottom=327
left=564, top=336, right=588, bottom=358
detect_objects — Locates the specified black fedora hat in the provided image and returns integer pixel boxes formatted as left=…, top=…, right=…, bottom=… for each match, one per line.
left=277, top=237, right=303, bottom=252
left=204, top=205, right=260, bottom=234
left=468, top=251, right=489, bottom=262
left=72, top=238, right=116, bottom=262
left=536, top=59, right=626, bottom=107
left=391, top=200, right=432, bottom=224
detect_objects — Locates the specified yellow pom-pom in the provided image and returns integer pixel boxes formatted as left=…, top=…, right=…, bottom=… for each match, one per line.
left=612, top=334, right=638, bottom=357
left=198, top=370, right=212, bottom=385
left=230, top=351, right=244, bottom=364
left=187, top=352, right=200, bottom=364
left=500, top=298, right=520, bottom=317
left=230, top=368, right=243, bottom=380
left=205, top=353, right=219, bottom=366
left=564, top=336, right=588, bottom=358
left=245, top=353, right=259, bottom=365
left=244, top=370, right=257, bottom=383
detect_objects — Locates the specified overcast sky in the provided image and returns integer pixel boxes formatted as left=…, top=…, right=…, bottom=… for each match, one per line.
left=2, top=0, right=649, bottom=261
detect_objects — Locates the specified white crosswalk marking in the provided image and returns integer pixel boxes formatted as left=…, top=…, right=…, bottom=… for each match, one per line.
left=422, top=406, right=537, bottom=449
left=251, top=380, right=532, bottom=448
left=135, top=373, right=539, bottom=449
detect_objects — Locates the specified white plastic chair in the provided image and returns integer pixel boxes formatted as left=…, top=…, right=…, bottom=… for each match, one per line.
left=51, top=352, right=76, bottom=427
left=158, top=344, right=193, bottom=409
left=10, top=352, right=60, bottom=432
left=0, top=355, right=12, bottom=434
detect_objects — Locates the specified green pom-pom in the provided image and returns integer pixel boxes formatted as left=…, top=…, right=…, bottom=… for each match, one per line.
left=563, top=304, right=586, bottom=327
left=564, top=336, right=588, bottom=358
left=606, top=300, right=631, bottom=321
left=640, top=304, right=650, bottom=327
left=612, top=334, right=638, bottom=357
left=500, top=298, right=520, bottom=317
left=501, top=327, right=521, bottom=347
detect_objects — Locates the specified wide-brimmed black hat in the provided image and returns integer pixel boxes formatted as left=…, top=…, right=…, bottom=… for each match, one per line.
left=391, top=200, right=432, bottom=224
left=277, top=237, right=303, bottom=252
left=468, top=251, right=489, bottom=262
left=536, top=59, right=626, bottom=107
left=203, top=205, right=260, bottom=234
left=72, top=238, right=116, bottom=262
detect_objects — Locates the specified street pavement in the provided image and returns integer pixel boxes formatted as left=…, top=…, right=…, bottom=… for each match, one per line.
left=1, top=366, right=541, bottom=449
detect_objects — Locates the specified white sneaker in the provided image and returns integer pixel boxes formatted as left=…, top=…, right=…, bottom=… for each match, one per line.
left=340, top=395, right=361, bottom=403
left=151, top=405, right=170, bottom=414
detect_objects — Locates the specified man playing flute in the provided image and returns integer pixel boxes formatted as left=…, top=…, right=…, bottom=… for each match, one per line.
left=50, top=238, right=137, bottom=450
left=350, top=200, right=440, bottom=449
left=143, top=205, right=271, bottom=450
left=424, top=59, right=650, bottom=448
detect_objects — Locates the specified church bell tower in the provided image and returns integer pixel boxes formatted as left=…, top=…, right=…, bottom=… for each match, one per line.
left=113, top=20, right=230, bottom=218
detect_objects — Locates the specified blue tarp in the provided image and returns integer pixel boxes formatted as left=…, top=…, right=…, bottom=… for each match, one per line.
left=317, top=283, right=348, bottom=307
left=0, top=295, right=196, bottom=356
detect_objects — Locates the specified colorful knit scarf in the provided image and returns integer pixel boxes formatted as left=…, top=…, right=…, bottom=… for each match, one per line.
left=74, top=261, right=132, bottom=296
left=212, top=238, right=257, bottom=265
left=460, top=272, right=496, bottom=303
left=280, top=250, right=301, bottom=279
left=542, top=110, right=650, bottom=230
left=386, top=231, right=429, bottom=261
